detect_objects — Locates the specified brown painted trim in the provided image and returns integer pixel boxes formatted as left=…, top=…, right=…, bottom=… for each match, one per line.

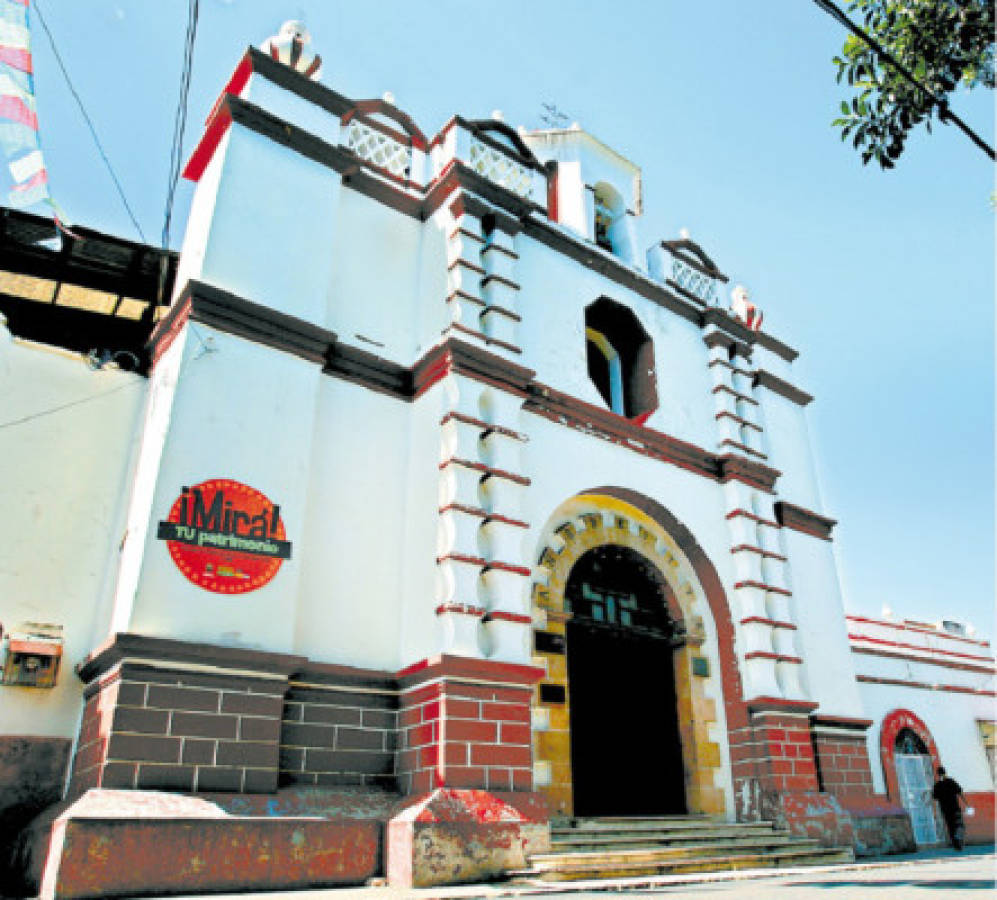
left=775, top=500, right=837, bottom=541
left=447, top=337, right=535, bottom=396
left=755, top=369, right=814, bottom=407
left=524, top=382, right=781, bottom=493
left=747, top=696, right=820, bottom=715
left=446, top=289, right=485, bottom=308
left=440, top=411, right=527, bottom=442
left=851, top=645, right=996, bottom=675
left=810, top=713, right=873, bottom=731
left=848, top=633, right=994, bottom=663
left=451, top=193, right=521, bottom=237
left=148, top=280, right=337, bottom=366
left=857, top=673, right=996, bottom=697
left=440, top=456, right=531, bottom=486
left=716, top=410, right=763, bottom=432
left=395, top=653, right=544, bottom=690
left=325, top=341, right=412, bottom=400
left=754, top=330, right=799, bottom=363
left=731, top=544, right=788, bottom=562
left=666, top=279, right=711, bottom=309
left=481, top=304, right=521, bottom=323
left=292, top=660, right=396, bottom=694
left=448, top=257, right=486, bottom=277
left=726, top=508, right=779, bottom=529
left=712, top=384, right=759, bottom=406
left=718, top=439, right=767, bottom=460
left=446, top=322, right=522, bottom=355
left=480, top=272, right=520, bottom=291
left=740, top=616, right=797, bottom=630
left=735, top=579, right=792, bottom=597
left=703, top=324, right=751, bottom=358
left=481, top=242, right=519, bottom=261
left=744, top=651, right=802, bottom=664
left=450, top=226, right=485, bottom=245
left=77, top=632, right=306, bottom=684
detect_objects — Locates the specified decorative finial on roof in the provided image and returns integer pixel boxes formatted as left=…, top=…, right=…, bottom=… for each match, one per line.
left=491, top=110, right=504, bottom=122
left=730, top=284, right=763, bottom=332
left=383, top=91, right=396, bottom=105
left=679, top=227, right=690, bottom=240
left=260, top=20, right=322, bottom=80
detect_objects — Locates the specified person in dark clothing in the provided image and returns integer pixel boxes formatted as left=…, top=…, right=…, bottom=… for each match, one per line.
left=932, top=766, right=968, bottom=850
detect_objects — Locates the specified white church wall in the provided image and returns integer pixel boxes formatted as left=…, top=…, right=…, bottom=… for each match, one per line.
left=197, top=124, right=343, bottom=327
left=782, top=528, right=865, bottom=717
left=0, top=329, right=146, bottom=736
left=858, top=677, right=995, bottom=795
left=758, top=390, right=823, bottom=513
left=515, top=239, right=718, bottom=451
left=126, top=327, right=321, bottom=654
left=292, top=376, right=415, bottom=671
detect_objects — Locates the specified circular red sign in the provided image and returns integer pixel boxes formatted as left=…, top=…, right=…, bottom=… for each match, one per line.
left=160, top=478, right=289, bottom=594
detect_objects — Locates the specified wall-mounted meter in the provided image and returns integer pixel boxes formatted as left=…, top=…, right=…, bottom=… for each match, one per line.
left=1, top=623, right=64, bottom=688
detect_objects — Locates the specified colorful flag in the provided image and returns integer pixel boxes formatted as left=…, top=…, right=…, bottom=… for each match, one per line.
left=0, top=0, right=68, bottom=227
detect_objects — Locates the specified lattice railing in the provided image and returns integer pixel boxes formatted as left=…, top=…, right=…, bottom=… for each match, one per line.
left=468, top=137, right=534, bottom=199
left=345, top=121, right=411, bottom=180
left=671, top=257, right=718, bottom=305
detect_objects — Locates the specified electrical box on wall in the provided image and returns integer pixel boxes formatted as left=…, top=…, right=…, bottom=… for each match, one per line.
left=1, top=622, right=64, bottom=688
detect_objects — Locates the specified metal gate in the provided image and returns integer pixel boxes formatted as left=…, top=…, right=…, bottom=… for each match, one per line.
left=896, top=752, right=938, bottom=844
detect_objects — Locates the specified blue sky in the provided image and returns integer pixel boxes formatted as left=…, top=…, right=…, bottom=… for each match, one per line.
left=18, top=1, right=995, bottom=639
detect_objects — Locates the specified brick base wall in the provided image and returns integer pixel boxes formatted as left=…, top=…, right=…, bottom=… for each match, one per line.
left=70, top=634, right=301, bottom=796
left=811, top=716, right=875, bottom=799
left=278, top=669, right=398, bottom=789
left=396, top=656, right=541, bottom=794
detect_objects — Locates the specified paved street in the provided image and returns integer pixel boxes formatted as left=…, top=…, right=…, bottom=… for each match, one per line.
left=138, top=846, right=995, bottom=900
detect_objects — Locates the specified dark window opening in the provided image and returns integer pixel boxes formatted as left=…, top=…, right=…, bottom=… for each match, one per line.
left=584, top=297, right=658, bottom=421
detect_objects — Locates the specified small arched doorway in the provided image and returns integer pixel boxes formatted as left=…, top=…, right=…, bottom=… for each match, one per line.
left=565, top=544, right=686, bottom=816
left=894, top=728, right=939, bottom=845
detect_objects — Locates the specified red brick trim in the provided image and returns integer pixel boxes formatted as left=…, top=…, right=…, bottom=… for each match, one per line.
left=483, top=561, right=531, bottom=577
left=483, top=611, right=532, bottom=625
left=434, top=604, right=485, bottom=617
left=858, top=674, right=996, bottom=696
left=849, top=633, right=994, bottom=664
left=846, top=614, right=991, bottom=649
left=852, top=646, right=995, bottom=675
left=436, top=553, right=486, bottom=567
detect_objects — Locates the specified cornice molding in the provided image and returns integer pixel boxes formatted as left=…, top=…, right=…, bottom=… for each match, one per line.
left=755, top=368, right=814, bottom=407
left=774, top=500, right=836, bottom=540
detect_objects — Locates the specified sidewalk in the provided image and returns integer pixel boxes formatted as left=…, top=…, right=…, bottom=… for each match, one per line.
left=136, top=844, right=995, bottom=900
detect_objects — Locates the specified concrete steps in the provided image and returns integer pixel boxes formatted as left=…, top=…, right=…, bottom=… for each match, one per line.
left=517, top=816, right=854, bottom=882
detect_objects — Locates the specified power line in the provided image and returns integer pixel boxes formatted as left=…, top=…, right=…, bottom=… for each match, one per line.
left=30, top=0, right=148, bottom=240
left=813, top=0, right=995, bottom=161
left=162, top=0, right=200, bottom=250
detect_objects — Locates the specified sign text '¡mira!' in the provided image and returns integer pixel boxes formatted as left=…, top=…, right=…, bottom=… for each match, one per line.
left=156, top=485, right=292, bottom=559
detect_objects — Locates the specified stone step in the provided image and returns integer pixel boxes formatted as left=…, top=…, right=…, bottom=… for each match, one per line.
left=532, top=837, right=825, bottom=869
left=551, top=822, right=786, bottom=841
left=549, top=832, right=808, bottom=854
left=519, top=847, right=856, bottom=882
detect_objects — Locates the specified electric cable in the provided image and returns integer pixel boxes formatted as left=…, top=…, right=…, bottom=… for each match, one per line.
left=30, top=0, right=148, bottom=240
left=812, top=0, right=995, bottom=160
left=162, top=0, right=199, bottom=250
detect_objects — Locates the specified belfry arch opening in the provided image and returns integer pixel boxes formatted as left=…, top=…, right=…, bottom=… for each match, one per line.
left=564, top=544, right=686, bottom=816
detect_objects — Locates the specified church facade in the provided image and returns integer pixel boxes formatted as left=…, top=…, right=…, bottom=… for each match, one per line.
left=0, top=29, right=993, bottom=896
